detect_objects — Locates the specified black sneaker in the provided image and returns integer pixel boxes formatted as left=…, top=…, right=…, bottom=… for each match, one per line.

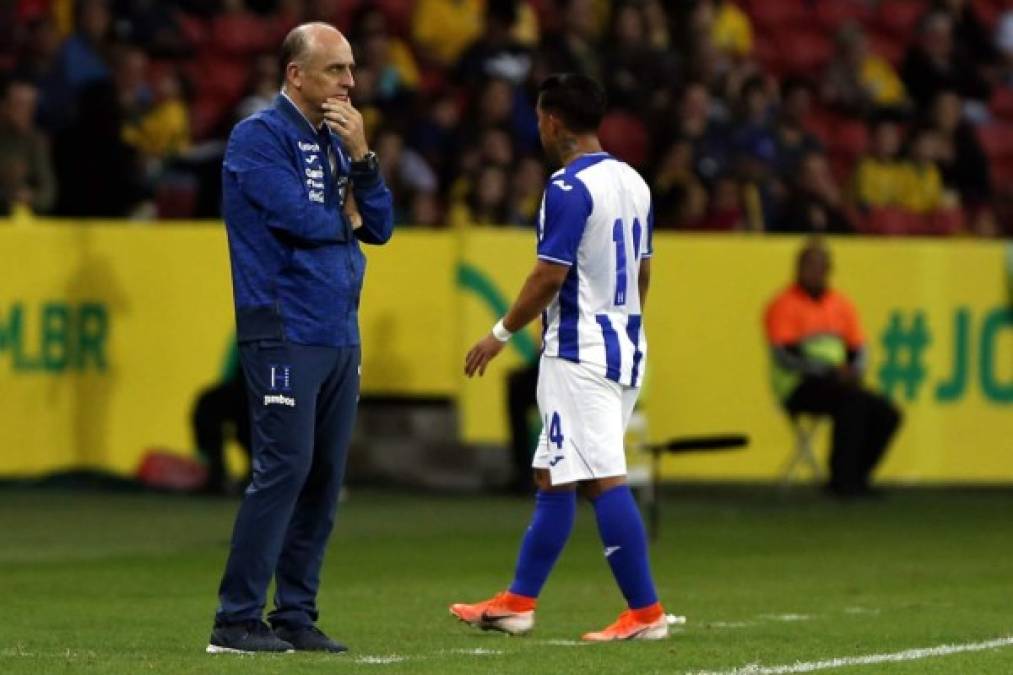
left=206, top=620, right=294, bottom=654
left=272, top=624, right=348, bottom=653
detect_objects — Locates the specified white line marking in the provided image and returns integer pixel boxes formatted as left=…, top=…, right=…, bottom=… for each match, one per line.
left=447, top=648, right=503, bottom=656
left=536, top=640, right=590, bottom=647
left=842, top=607, right=880, bottom=615
left=760, top=614, right=812, bottom=622
left=689, top=636, right=1013, bottom=674
left=354, top=654, right=408, bottom=664
left=709, top=621, right=754, bottom=629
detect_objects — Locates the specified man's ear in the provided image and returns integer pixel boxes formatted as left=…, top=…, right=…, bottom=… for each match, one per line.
left=287, top=62, right=302, bottom=90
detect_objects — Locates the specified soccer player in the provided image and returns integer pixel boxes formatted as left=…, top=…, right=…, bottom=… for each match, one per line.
left=452, top=74, right=668, bottom=642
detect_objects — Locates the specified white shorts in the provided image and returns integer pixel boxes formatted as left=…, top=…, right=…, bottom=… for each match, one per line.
left=531, top=355, right=640, bottom=485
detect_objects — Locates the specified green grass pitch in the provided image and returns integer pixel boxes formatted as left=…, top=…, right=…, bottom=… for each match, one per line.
left=0, top=486, right=1010, bottom=673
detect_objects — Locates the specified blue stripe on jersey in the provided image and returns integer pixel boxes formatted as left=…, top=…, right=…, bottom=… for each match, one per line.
left=626, top=314, right=643, bottom=387
left=596, top=314, right=622, bottom=382
left=558, top=263, right=580, bottom=361
left=632, top=218, right=642, bottom=260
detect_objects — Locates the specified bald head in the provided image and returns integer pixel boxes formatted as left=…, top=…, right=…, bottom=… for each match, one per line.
left=279, top=22, right=355, bottom=124
left=279, top=23, right=346, bottom=79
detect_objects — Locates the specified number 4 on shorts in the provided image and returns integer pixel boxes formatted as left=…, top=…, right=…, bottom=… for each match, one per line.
left=548, top=412, right=564, bottom=450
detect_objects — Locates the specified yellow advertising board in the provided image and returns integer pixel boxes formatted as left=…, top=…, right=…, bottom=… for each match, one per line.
left=1, top=221, right=1009, bottom=482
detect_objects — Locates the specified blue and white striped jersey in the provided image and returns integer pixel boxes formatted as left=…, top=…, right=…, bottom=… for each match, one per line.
left=537, top=152, right=653, bottom=387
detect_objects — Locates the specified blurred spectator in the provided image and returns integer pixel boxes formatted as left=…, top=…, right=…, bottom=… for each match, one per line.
left=902, top=11, right=989, bottom=109
left=929, top=89, right=991, bottom=212
left=456, top=0, right=533, bottom=87
left=852, top=115, right=915, bottom=210
left=730, top=75, right=779, bottom=230
left=374, top=127, right=438, bottom=224
left=539, top=0, right=602, bottom=82
left=113, top=45, right=153, bottom=123
left=774, top=151, right=852, bottom=235
left=0, top=78, right=56, bottom=215
left=773, top=78, right=823, bottom=178
left=996, top=11, right=1013, bottom=86
left=460, top=76, right=537, bottom=157
left=603, top=1, right=679, bottom=115
left=707, top=0, right=753, bottom=60
left=902, top=126, right=947, bottom=215
left=53, top=81, right=148, bottom=217
left=12, top=16, right=63, bottom=90
left=670, top=81, right=729, bottom=185
left=697, top=173, right=746, bottom=230
left=412, top=0, right=485, bottom=67
left=235, top=53, right=280, bottom=121
left=113, top=0, right=191, bottom=58
left=409, top=191, right=443, bottom=227
left=122, top=67, right=190, bottom=164
left=929, top=0, right=997, bottom=70
left=652, top=137, right=708, bottom=229
left=505, top=155, right=545, bottom=225
left=352, top=5, right=420, bottom=107
left=730, top=75, right=776, bottom=165
left=40, top=0, right=115, bottom=132
left=408, top=90, right=463, bottom=188
left=823, top=22, right=907, bottom=115
left=448, top=164, right=510, bottom=228
left=765, top=240, right=901, bottom=499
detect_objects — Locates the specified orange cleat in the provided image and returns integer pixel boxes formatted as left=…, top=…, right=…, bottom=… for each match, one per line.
left=449, top=591, right=536, bottom=636
left=581, top=603, right=669, bottom=642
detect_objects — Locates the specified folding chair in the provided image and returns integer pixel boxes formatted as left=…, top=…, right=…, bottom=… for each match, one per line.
left=780, top=412, right=827, bottom=489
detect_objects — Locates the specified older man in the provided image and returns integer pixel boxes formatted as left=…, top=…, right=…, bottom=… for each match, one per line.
left=208, top=22, right=393, bottom=654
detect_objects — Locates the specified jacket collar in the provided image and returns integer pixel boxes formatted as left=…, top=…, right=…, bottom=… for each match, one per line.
left=275, top=91, right=324, bottom=137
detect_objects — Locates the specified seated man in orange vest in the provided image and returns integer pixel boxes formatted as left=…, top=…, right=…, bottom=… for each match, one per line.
left=764, top=240, right=902, bottom=497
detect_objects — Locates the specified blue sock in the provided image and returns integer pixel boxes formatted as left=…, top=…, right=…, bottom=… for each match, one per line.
left=592, top=485, right=658, bottom=609
left=508, top=491, right=576, bottom=598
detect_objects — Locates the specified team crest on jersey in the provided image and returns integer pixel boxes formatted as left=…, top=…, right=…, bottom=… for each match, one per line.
left=269, top=364, right=292, bottom=392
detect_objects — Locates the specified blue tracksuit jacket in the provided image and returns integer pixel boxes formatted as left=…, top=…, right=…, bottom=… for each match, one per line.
left=222, top=93, right=394, bottom=347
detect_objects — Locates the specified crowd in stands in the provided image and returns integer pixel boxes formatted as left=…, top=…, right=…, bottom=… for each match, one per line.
left=1, top=0, right=1013, bottom=236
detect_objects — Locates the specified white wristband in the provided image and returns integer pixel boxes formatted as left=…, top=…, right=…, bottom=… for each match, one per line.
left=491, top=318, right=513, bottom=343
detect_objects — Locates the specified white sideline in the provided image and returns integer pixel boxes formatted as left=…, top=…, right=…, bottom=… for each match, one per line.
left=689, top=636, right=1013, bottom=675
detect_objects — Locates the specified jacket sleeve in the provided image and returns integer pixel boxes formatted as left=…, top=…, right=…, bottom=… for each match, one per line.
left=224, top=119, right=346, bottom=245
left=349, top=167, right=394, bottom=245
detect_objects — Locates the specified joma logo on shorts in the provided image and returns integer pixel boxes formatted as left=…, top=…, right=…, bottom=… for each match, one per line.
left=264, top=394, right=296, bottom=407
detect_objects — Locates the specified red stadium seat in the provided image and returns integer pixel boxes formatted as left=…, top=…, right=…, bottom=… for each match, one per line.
left=825, top=117, right=870, bottom=159
left=989, top=87, right=1013, bottom=122
left=875, top=0, right=929, bottom=37
left=857, top=207, right=922, bottom=235
left=977, top=123, right=1013, bottom=160
left=745, top=0, right=810, bottom=33
left=375, top=0, right=417, bottom=38
left=779, top=32, right=834, bottom=75
left=155, top=178, right=198, bottom=219
left=925, top=208, right=965, bottom=235
left=867, top=29, right=907, bottom=67
left=752, top=33, right=783, bottom=75
left=971, top=0, right=1001, bottom=30
left=177, top=13, right=209, bottom=50
left=815, top=0, right=872, bottom=31
left=599, top=112, right=649, bottom=169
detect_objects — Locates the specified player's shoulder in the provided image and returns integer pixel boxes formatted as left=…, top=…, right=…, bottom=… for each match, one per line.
left=766, top=284, right=801, bottom=313
left=826, top=288, right=859, bottom=313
